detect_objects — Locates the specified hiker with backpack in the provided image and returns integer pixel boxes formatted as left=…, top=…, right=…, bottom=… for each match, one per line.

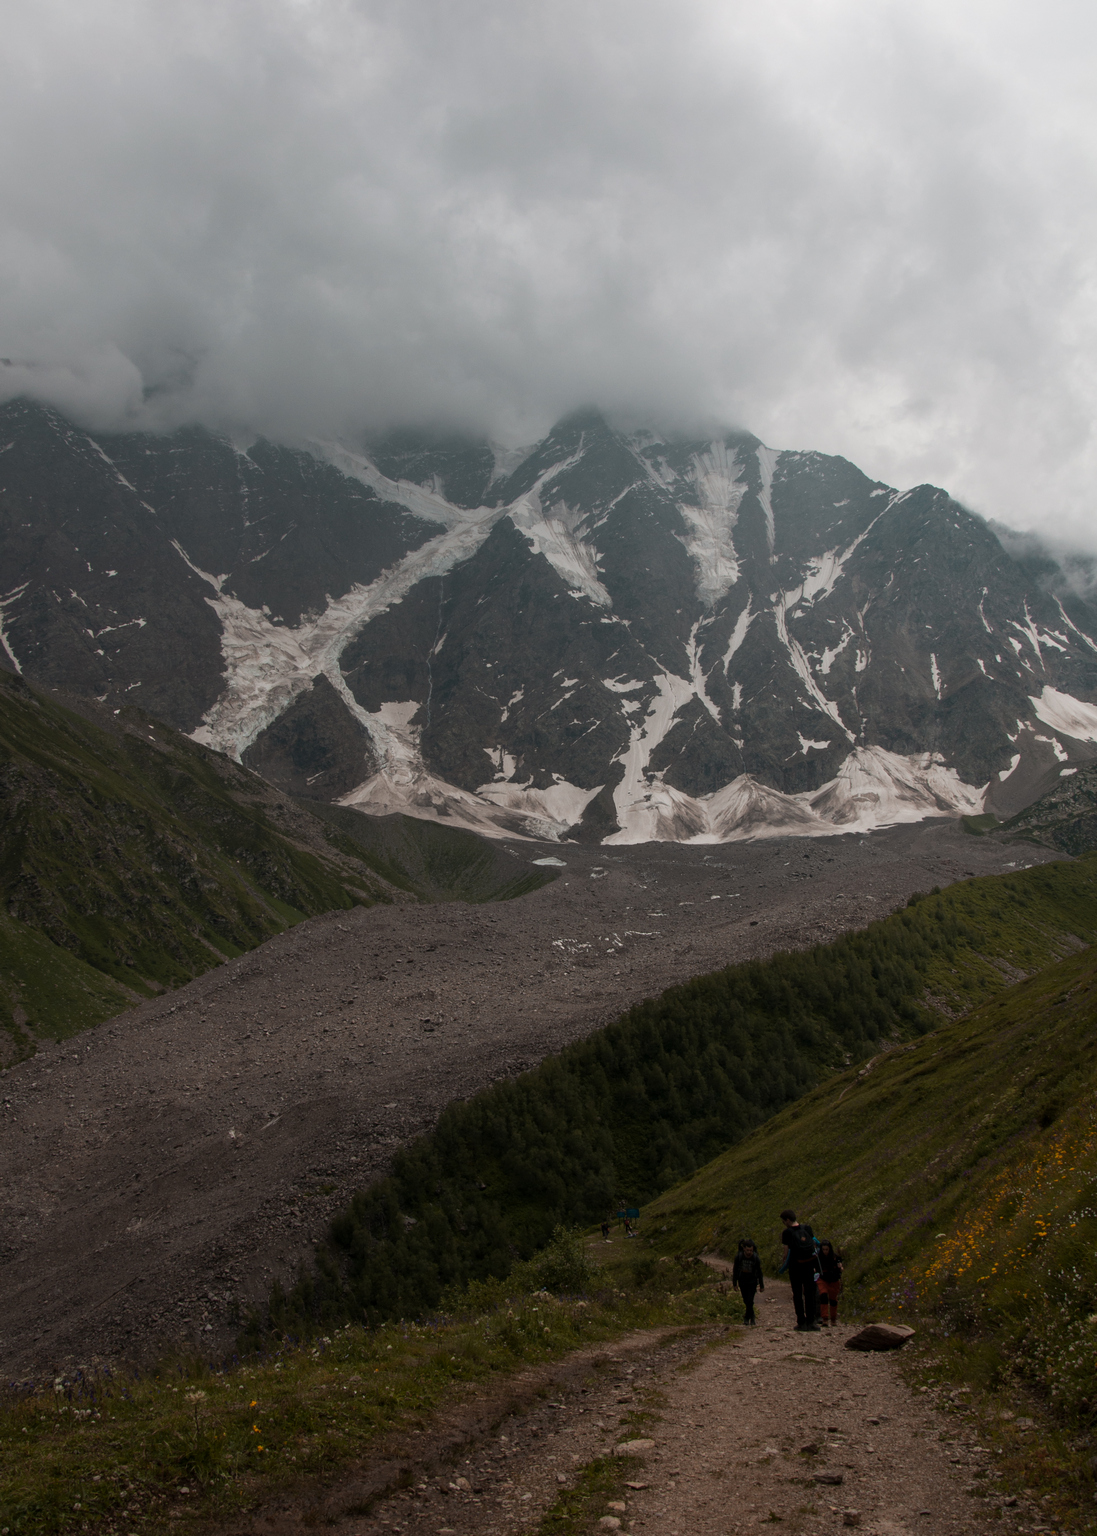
left=731, top=1238, right=765, bottom=1325
left=816, top=1240, right=844, bottom=1326
left=779, top=1208, right=820, bottom=1331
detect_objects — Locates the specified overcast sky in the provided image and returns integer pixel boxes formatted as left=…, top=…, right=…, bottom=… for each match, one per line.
left=2, top=0, right=1095, bottom=546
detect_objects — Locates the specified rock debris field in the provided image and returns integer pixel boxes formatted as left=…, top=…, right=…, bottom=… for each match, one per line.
left=0, top=818, right=1058, bottom=1375
left=234, top=1288, right=1030, bottom=1536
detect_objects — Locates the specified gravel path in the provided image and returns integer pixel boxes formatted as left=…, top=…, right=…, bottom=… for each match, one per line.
left=0, top=819, right=1055, bottom=1375
left=240, top=1287, right=1017, bottom=1536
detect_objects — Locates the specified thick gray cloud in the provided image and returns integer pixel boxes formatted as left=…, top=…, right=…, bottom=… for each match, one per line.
left=1, top=0, right=1095, bottom=544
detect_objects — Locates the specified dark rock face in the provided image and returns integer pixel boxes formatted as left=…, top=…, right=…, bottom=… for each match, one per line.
left=0, top=401, right=435, bottom=727
left=242, top=675, right=377, bottom=799
left=4, top=398, right=1097, bottom=842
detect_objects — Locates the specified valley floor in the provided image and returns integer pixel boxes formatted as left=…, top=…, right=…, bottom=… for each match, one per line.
left=220, top=1286, right=1017, bottom=1536
left=0, top=819, right=1060, bottom=1375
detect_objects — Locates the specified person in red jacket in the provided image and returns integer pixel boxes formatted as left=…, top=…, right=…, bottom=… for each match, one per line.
left=815, top=1240, right=844, bottom=1326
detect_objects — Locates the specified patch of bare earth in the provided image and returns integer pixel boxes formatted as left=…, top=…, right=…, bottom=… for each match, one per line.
left=220, top=1290, right=1016, bottom=1536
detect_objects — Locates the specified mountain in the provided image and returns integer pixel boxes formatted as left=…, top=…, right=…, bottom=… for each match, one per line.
left=3, top=399, right=1097, bottom=844
left=0, top=671, right=552, bottom=1055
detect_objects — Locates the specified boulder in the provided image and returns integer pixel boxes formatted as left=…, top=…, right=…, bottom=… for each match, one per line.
left=845, top=1322, right=915, bottom=1351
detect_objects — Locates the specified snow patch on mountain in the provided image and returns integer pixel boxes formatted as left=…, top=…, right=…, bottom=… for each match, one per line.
left=1030, top=685, right=1097, bottom=743
left=674, top=441, right=746, bottom=606
left=328, top=692, right=601, bottom=842
left=610, top=669, right=708, bottom=838
left=190, top=450, right=591, bottom=761
left=338, top=766, right=531, bottom=839
left=703, top=776, right=824, bottom=841
left=170, top=540, right=229, bottom=593
left=0, top=583, right=28, bottom=674
left=190, top=506, right=503, bottom=760
left=816, top=622, right=854, bottom=676
left=807, top=748, right=983, bottom=828
left=1010, top=603, right=1049, bottom=668
left=756, top=445, right=778, bottom=555
left=790, top=506, right=888, bottom=609
left=773, top=595, right=856, bottom=742
left=313, top=442, right=478, bottom=531
left=509, top=498, right=611, bottom=607
left=1056, top=599, right=1097, bottom=655
left=686, top=621, right=721, bottom=722
left=601, top=745, right=983, bottom=845
left=475, top=776, right=603, bottom=839
left=602, top=675, right=647, bottom=694
left=723, top=598, right=755, bottom=671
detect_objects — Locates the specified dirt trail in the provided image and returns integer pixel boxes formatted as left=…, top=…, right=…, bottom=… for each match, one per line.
left=223, top=1287, right=1022, bottom=1536
left=0, top=820, right=1053, bottom=1374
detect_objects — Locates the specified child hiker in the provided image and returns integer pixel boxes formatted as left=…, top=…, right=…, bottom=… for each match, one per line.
left=731, top=1238, right=765, bottom=1326
left=816, top=1240, right=844, bottom=1326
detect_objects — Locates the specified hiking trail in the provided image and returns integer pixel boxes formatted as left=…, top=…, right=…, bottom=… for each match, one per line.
left=223, top=1288, right=1024, bottom=1536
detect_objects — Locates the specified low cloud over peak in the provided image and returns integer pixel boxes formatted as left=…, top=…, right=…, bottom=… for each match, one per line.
left=2, top=0, right=1096, bottom=548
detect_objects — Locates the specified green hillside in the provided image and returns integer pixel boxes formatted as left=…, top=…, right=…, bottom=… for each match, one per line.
left=0, top=673, right=554, bottom=1055
left=640, top=932, right=1097, bottom=1477
left=260, top=853, right=1097, bottom=1340
left=303, top=801, right=553, bottom=904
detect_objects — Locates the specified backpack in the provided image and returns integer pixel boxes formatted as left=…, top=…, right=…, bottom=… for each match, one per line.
left=785, top=1223, right=816, bottom=1265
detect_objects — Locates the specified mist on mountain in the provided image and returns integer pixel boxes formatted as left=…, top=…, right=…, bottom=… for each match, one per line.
left=1, top=1, right=1096, bottom=552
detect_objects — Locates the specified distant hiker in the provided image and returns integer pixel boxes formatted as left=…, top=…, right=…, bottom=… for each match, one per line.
left=816, top=1240, right=844, bottom=1327
left=779, top=1208, right=820, bottom=1331
left=624, top=1217, right=636, bottom=1238
left=601, top=1218, right=612, bottom=1242
left=732, top=1238, right=764, bottom=1325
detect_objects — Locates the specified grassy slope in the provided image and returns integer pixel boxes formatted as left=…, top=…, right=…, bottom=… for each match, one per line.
left=0, top=674, right=555, bottom=1053
left=305, top=802, right=554, bottom=904
left=260, top=855, right=1097, bottom=1338
left=638, top=929, right=1097, bottom=1516
left=0, top=1238, right=718, bottom=1536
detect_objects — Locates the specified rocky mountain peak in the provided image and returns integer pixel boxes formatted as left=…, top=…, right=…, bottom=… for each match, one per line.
left=3, top=399, right=1096, bottom=843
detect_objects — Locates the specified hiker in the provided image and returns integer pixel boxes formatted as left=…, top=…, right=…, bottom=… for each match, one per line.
left=601, top=1218, right=612, bottom=1242
left=779, top=1208, right=820, bottom=1331
left=624, top=1217, right=636, bottom=1238
left=816, top=1240, right=844, bottom=1326
left=731, top=1238, right=765, bottom=1325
